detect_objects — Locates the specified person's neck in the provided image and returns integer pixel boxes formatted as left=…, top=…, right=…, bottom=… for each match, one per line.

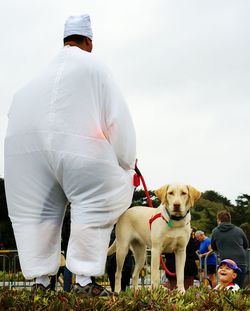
left=220, top=280, right=234, bottom=288
left=64, top=42, right=90, bottom=52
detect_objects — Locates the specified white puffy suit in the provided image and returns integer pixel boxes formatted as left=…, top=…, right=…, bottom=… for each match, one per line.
left=4, top=46, right=136, bottom=279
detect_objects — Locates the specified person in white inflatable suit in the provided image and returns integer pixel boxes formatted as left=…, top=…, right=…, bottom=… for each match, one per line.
left=4, top=14, right=136, bottom=296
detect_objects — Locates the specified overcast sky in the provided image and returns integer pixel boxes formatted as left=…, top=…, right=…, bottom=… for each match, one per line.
left=0, top=0, right=250, bottom=203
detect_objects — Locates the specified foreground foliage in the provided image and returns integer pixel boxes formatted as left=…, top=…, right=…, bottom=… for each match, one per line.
left=0, top=286, right=249, bottom=311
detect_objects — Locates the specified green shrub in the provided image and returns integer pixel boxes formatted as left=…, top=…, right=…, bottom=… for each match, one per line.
left=0, top=271, right=25, bottom=282
left=0, top=286, right=249, bottom=311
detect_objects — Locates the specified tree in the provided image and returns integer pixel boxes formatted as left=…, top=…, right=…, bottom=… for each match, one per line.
left=191, top=198, right=223, bottom=234
left=231, top=194, right=250, bottom=227
left=202, top=190, right=232, bottom=207
left=240, top=223, right=250, bottom=243
left=131, top=188, right=160, bottom=207
left=190, top=191, right=234, bottom=234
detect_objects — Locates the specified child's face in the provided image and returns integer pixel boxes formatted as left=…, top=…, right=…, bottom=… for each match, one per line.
left=218, top=264, right=237, bottom=284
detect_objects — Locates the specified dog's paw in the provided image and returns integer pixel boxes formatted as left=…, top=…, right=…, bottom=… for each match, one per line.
left=177, top=287, right=185, bottom=294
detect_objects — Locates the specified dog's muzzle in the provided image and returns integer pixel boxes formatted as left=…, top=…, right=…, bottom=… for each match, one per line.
left=173, top=203, right=181, bottom=212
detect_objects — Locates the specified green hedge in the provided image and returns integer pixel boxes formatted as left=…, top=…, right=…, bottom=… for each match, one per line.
left=0, top=286, right=249, bottom=311
left=0, top=272, right=25, bottom=282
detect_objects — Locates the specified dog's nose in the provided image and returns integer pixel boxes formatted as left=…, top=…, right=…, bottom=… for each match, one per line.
left=173, top=203, right=181, bottom=211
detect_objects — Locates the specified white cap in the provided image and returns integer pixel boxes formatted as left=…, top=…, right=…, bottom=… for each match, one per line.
left=195, top=230, right=204, bottom=236
left=64, top=14, right=93, bottom=40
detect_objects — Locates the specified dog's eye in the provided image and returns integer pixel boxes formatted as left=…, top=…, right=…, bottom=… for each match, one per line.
left=181, top=192, right=187, bottom=195
left=168, top=191, right=174, bottom=195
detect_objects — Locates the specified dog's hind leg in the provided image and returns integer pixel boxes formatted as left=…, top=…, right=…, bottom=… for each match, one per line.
left=107, top=240, right=116, bottom=256
left=131, top=242, right=146, bottom=290
left=114, top=245, right=129, bottom=293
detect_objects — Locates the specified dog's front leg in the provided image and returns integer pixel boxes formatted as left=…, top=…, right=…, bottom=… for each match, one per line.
left=175, top=249, right=186, bottom=293
left=150, top=246, right=161, bottom=288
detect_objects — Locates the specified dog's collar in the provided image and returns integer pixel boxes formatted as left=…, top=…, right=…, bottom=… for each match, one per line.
left=149, top=209, right=190, bottom=230
left=165, top=208, right=190, bottom=221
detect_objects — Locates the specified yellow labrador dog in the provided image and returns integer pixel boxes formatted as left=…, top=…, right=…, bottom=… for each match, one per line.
left=108, top=184, right=201, bottom=293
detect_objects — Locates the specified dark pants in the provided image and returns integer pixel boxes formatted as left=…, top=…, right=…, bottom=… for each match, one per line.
left=50, top=266, right=65, bottom=290
left=106, top=253, right=133, bottom=292
left=63, top=267, right=72, bottom=292
left=107, top=266, right=131, bottom=292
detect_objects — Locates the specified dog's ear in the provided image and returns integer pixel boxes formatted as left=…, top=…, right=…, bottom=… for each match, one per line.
left=187, top=186, right=201, bottom=207
left=155, top=185, right=169, bottom=205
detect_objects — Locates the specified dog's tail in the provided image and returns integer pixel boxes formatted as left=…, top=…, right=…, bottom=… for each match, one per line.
left=107, top=240, right=116, bottom=256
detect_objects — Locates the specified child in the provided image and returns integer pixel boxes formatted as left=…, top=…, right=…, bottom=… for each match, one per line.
left=214, top=259, right=241, bottom=291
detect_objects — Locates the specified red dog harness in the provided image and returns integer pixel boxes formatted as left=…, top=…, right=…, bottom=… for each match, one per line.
left=149, top=210, right=190, bottom=230
left=149, top=213, right=173, bottom=230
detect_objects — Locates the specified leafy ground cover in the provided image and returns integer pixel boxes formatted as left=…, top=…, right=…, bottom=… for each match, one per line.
left=0, top=286, right=249, bottom=311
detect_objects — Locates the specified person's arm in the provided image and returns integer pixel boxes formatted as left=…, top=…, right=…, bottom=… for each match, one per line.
left=103, top=71, right=136, bottom=170
left=200, top=239, right=213, bottom=257
left=241, top=230, right=249, bottom=249
left=207, top=244, right=213, bottom=253
left=211, top=232, right=217, bottom=251
left=200, top=248, right=213, bottom=258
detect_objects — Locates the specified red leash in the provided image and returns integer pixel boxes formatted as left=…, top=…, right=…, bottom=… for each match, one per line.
left=133, top=161, right=176, bottom=277
left=134, top=162, right=153, bottom=208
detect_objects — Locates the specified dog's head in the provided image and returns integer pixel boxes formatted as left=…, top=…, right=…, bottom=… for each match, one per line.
left=155, top=184, right=201, bottom=216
